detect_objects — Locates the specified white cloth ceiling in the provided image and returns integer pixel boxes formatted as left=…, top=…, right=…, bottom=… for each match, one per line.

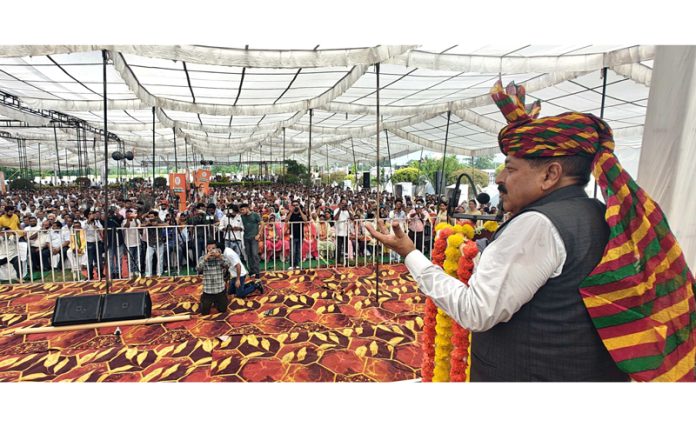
left=0, top=44, right=653, bottom=169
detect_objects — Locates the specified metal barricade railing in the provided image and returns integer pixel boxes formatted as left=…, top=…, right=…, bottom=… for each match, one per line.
left=0, top=217, right=437, bottom=285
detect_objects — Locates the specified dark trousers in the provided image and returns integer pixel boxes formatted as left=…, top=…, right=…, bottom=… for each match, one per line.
left=0, top=256, right=21, bottom=279
left=86, top=242, right=104, bottom=280
left=228, top=275, right=256, bottom=297
left=30, top=247, right=51, bottom=271
left=336, top=236, right=348, bottom=265
left=200, top=291, right=228, bottom=315
left=408, top=230, right=425, bottom=253
left=244, top=238, right=260, bottom=278
left=126, top=246, right=140, bottom=275
left=291, top=237, right=302, bottom=267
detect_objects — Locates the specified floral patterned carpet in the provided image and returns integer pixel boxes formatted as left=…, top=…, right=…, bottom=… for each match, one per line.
left=0, top=265, right=424, bottom=382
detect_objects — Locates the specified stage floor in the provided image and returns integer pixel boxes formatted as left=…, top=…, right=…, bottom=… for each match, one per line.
left=0, top=265, right=424, bottom=382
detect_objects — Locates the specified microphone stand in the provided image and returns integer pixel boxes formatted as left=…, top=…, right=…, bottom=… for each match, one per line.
left=447, top=173, right=499, bottom=223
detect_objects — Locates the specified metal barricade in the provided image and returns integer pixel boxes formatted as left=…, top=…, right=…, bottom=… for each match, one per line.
left=0, top=217, right=437, bottom=285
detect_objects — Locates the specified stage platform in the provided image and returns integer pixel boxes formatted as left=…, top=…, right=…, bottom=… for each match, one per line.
left=0, top=265, right=424, bottom=382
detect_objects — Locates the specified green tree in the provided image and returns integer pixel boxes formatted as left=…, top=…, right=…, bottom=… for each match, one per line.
left=473, top=154, right=496, bottom=170
left=449, top=168, right=489, bottom=188
left=153, top=176, right=167, bottom=188
left=284, top=159, right=307, bottom=177
left=495, top=163, right=505, bottom=177
left=408, top=155, right=465, bottom=186
left=391, top=166, right=421, bottom=184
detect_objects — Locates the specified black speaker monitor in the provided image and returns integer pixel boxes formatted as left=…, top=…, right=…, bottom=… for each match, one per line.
left=52, top=295, right=103, bottom=326
left=362, top=172, right=370, bottom=189
left=101, top=292, right=152, bottom=322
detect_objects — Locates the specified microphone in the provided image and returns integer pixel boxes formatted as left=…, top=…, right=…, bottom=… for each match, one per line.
left=476, top=192, right=490, bottom=205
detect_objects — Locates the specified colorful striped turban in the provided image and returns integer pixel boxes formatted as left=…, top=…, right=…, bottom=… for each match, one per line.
left=491, top=80, right=696, bottom=382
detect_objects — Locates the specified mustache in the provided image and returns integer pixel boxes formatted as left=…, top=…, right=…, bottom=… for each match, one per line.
left=498, top=185, right=508, bottom=194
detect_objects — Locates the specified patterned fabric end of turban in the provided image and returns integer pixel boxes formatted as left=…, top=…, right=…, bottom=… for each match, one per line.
left=490, top=79, right=696, bottom=382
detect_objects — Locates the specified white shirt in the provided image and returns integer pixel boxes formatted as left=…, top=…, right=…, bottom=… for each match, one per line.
left=122, top=218, right=141, bottom=247
left=405, top=212, right=567, bottom=332
left=24, top=225, right=41, bottom=247
left=223, top=247, right=248, bottom=278
left=389, top=209, right=407, bottom=232
left=333, top=208, right=351, bottom=237
left=219, top=215, right=244, bottom=241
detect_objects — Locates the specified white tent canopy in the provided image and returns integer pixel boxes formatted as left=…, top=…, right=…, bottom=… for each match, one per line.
left=0, top=44, right=652, bottom=171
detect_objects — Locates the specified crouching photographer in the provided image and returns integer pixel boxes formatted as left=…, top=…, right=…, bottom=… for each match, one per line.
left=220, top=241, right=263, bottom=298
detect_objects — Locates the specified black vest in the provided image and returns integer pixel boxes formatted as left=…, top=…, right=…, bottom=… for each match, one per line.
left=470, top=186, right=628, bottom=382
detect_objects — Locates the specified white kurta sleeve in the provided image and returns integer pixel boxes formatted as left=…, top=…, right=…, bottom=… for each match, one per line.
left=405, top=212, right=567, bottom=332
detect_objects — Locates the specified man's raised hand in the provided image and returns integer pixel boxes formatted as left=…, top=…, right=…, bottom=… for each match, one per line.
left=364, top=219, right=416, bottom=259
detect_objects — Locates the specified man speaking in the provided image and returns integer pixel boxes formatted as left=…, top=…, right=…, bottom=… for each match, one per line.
left=366, top=80, right=695, bottom=382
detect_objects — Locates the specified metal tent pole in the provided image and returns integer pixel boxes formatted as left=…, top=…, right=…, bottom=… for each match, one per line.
left=37, top=144, right=41, bottom=189
left=351, top=137, right=358, bottom=190
left=308, top=109, right=313, bottom=186
left=438, top=111, right=451, bottom=196
left=185, top=138, right=189, bottom=172
left=282, top=127, right=286, bottom=178
left=375, top=63, right=381, bottom=303
left=53, top=125, right=62, bottom=182
left=384, top=125, right=392, bottom=169
left=152, top=107, right=156, bottom=184
left=594, top=67, right=608, bottom=199
left=102, top=49, right=112, bottom=293
left=173, top=128, right=178, bottom=172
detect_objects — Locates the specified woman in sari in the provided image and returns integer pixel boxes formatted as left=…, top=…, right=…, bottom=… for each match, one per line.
left=263, top=214, right=288, bottom=262
left=316, top=212, right=335, bottom=261
left=301, top=219, right=318, bottom=261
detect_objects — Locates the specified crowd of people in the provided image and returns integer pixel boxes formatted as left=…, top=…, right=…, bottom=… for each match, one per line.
left=0, top=181, right=494, bottom=286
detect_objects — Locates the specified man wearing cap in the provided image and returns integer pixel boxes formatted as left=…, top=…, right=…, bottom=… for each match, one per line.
left=367, top=80, right=695, bottom=382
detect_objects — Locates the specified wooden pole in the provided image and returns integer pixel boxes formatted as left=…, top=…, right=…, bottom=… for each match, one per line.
left=14, top=315, right=191, bottom=335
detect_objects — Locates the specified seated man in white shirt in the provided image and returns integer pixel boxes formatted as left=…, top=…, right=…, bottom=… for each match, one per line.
left=48, top=220, right=70, bottom=270
left=220, top=241, right=263, bottom=298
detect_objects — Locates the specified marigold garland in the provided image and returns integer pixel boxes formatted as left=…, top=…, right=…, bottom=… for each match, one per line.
left=422, top=221, right=479, bottom=382
left=483, top=220, right=499, bottom=233
left=421, top=298, right=438, bottom=382
left=421, top=223, right=453, bottom=381
left=433, top=308, right=453, bottom=382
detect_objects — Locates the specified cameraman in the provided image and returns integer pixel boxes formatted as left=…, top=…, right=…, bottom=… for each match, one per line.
left=407, top=204, right=430, bottom=253
left=105, top=207, right=125, bottom=279
left=205, top=203, right=221, bottom=243
left=122, top=208, right=141, bottom=278
left=286, top=200, right=307, bottom=270
left=240, top=203, right=262, bottom=281
left=333, top=198, right=353, bottom=267
left=219, top=204, right=245, bottom=261
left=83, top=209, right=104, bottom=280
left=143, top=211, right=165, bottom=277
left=186, top=203, right=209, bottom=261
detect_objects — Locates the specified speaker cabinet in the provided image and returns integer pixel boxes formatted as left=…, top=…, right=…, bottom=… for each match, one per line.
left=101, top=292, right=152, bottom=322
left=434, top=170, right=443, bottom=194
left=51, top=295, right=103, bottom=326
left=362, top=172, right=370, bottom=189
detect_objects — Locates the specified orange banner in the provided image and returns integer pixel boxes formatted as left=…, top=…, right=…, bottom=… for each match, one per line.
left=194, top=169, right=212, bottom=195
left=169, top=173, right=188, bottom=212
